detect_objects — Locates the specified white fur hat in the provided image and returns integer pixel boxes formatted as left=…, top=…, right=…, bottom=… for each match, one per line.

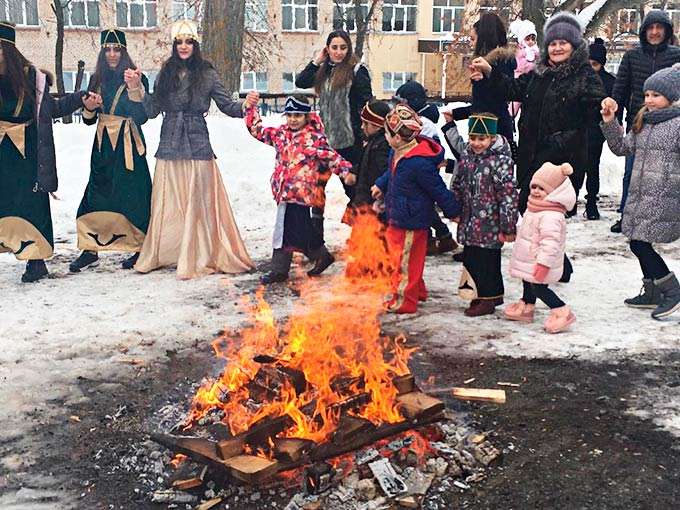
left=509, top=19, right=537, bottom=44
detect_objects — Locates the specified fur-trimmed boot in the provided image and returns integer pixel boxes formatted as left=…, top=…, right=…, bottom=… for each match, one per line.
left=624, top=278, right=662, bottom=308
left=503, top=300, right=535, bottom=323
left=651, top=272, right=680, bottom=319
left=544, top=305, right=576, bottom=333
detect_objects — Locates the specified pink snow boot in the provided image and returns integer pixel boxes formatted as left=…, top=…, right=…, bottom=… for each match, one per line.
left=544, top=305, right=576, bottom=333
left=503, top=300, right=535, bottom=323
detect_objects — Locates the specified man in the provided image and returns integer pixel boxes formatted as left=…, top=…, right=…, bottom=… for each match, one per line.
left=610, top=10, right=680, bottom=232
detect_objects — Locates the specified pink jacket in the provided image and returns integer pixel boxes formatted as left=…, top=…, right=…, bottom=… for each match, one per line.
left=514, top=44, right=540, bottom=78
left=509, top=179, right=576, bottom=284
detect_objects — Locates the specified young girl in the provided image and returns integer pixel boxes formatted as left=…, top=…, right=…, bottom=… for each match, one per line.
left=508, top=19, right=539, bottom=119
left=245, top=96, right=353, bottom=284
left=451, top=113, right=518, bottom=317
left=601, top=64, right=680, bottom=319
left=505, top=162, right=576, bottom=333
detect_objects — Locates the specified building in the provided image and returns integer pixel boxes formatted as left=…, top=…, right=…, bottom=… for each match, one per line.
left=4, top=1, right=680, bottom=97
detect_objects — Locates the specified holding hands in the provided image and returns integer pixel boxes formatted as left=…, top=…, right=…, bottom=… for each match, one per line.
left=343, top=173, right=357, bottom=186
left=370, top=185, right=383, bottom=200
left=244, top=91, right=260, bottom=109
left=124, top=68, right=142, bottom=90
left=82, top=92, right=103, bottom=111
left=600, top=97, right=618, bottom=122
left=469, top=57, right=492, bottom=82
left=499, top=232, right=516, bottom=243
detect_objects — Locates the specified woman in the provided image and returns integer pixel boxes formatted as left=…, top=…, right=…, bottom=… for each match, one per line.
left=453, top=13, right=516, bottom=141
left=70, top=29, right=151, bottom=273
left=0, top=21, right=100, bottom=283
left=295, top=30, right=372, bottom=229
left=124, top=20, right=256, bottom=279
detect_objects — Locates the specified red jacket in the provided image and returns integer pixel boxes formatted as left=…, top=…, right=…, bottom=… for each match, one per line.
left=245, top=107, right=352, bottom=208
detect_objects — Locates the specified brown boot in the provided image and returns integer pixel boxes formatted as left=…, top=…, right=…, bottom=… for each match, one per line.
left=437, top=235, right=458, bottom=254
left=464, top=299, right=497, bottom=317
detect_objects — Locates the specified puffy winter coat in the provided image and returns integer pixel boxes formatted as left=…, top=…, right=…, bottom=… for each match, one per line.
left=488, top=42, right=605, bottom=200
left=353, top=129, right=390, bottom=207
left=375, top=137, right=460, bottom=230
left=612, top=11, right=680, bottom=128
left=515, top=43, right=540, bottom=77
left=509, top=179, right=576, bottom=284
left=601, top=110, right=680, bottom=243
left=245, top=107, right=352, bottom=208
left=450, top=135, right=519, bottom=249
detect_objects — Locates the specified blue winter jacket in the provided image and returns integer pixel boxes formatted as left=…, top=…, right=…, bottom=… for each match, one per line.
left=375, top=137, right=460, bottom=230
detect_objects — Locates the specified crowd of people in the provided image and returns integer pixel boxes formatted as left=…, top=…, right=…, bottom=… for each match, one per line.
left=1, top=9, right=679, bottom=331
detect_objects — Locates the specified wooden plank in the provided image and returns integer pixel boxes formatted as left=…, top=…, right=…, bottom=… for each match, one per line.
left=273, top=438, right=315, bottom=463
left=392, top=374, right=415, bottom=395
left=151, top=433, right=222, bottom=466
left=216, top=436, right=245, bottom=460
left=223, top=455, right=279, bottom=484
left=451, top=387, right=506, bottom=404
left=396, top=392, right=445, bottom=421
left=331, top=415, right=375, bottom=445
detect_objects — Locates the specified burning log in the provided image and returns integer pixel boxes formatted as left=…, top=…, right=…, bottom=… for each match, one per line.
left=216, top=436, right=246, bottom=460
left=331, top=415, right=375, bottom=445
left=151, top=434, right=222, bottom=466
left=396, top=392, right=445, bottom=421
left=222, top=455, right=279, bottom=484
left=392, top=374, right=415, bottom=395
left=273, top=438, right=316, bottom=463
left=248, top=363, right=307, bottom=400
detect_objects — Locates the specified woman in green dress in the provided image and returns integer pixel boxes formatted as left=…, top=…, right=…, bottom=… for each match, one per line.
left=69, top=29, right=152, bottom=272
left=0, top=21, right=99, bottom=282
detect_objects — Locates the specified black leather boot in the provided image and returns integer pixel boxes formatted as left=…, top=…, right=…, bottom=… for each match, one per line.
left=21, top=260, right=48, bottom=283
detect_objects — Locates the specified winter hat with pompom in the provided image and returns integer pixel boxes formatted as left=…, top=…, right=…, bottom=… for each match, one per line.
left=643, top=63, right=680, bottom=104
left=544, top=12, right=583, bottom=49
left=589, top=37, right=607, bottom=65
left=531, top=162, right=574, bottom=194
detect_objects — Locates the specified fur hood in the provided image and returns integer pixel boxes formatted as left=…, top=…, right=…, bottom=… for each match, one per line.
left=484, top=45, right=517, bottom=65
left=535, top=40, right=589, bottom=78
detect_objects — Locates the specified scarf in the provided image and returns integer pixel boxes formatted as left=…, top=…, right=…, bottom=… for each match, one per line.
left=527, top=195, right=566, bottom=214
left=642, top=106, right=680, bottom=125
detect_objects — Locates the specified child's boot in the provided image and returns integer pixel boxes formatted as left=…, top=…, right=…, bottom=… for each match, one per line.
left=624, top=278, right=662, bottom=308
left=544, top=305, right=576, bottom=333
left=503, top=300, right=535, bottom=323
left=651, top=272, right=680, bottom=319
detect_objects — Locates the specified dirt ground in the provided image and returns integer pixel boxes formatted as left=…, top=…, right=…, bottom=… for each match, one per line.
left=2, top=333, right=679, bottom=510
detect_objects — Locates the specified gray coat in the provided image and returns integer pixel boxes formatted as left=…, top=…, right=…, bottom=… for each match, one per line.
left=139, top=67, right=244, bottom=160
left=601, top=112, right=680, bottom=243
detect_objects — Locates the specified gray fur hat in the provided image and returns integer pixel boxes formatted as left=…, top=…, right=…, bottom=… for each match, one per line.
left=544, top=12, right=584, bottom=48
left=643, top=63, right=680, bottom=103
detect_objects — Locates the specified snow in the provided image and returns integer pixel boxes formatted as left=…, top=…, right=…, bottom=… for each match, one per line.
left=577, top=0, right=609, bottom=29
left=1, top=111, right=679, bottom=504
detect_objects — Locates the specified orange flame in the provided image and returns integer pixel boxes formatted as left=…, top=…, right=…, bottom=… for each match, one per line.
left=169, top=453, right=187, bottom=469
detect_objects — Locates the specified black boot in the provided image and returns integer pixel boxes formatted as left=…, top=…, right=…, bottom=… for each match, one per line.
left=121, top=252, right=139, bottom=270
left=624, top=278, right=662, bottom=308
left=260, top=249, right=291, bottom=284
left=652, top=272, right=680, bottom=319
left=21, top=260, right=48, bottom=283
left=584, top=200, right=600, bottom=220
left=69, top=250, right=99, bottom=272
left=307, top=246, right=335, bottom=277
left=610, top=218, right=622, bottom=233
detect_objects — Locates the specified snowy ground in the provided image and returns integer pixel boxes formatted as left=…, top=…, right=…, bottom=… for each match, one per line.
left=1, top=112, right=679, bottom=507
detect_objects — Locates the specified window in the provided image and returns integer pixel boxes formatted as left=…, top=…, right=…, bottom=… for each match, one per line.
left=116, top=0, right=157, bottom=28
left=282, top=0, right=317, bottom=31
left=283, top=71, right=309, bottom=92
left=332, top=1, right=368, bottom=32
left=382, top=0, right=416, bottom=33
left=64, top=0, right=100, bottom=28
left=240, top=71, right=268, bottom=92
left=63, top=71, right=91, bottom=93
left=382, top=71, right=415, bottom=92
left=616, top=8, right=639, bottom=35
left=2, top=0, right=38, bottom=26
left=171, top=0, right=198, bottom=21
left=245, top=0, right=268, bottom=32
left=480, top=0, right=511, bottom=23
left=432, top=0, right=463, bottom=33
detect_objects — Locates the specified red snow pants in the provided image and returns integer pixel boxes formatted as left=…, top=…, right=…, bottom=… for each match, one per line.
left=385, top=226, right=428, bottom=314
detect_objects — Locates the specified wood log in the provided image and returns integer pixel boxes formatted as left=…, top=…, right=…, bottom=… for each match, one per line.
left=273, top=438, right=316, bottom=463
left=451, top=387, right=506, bottom=404
left=392, top=374, right=415, bottom=395
left=151, top=434, right=222, bottom=466
left=331, top=415, right=375, bottom=445
left=216, top=436, right=246, bottom=460
left=222, top=455, right=279, bottom=484
left=396, top=392, right=445, bottom=421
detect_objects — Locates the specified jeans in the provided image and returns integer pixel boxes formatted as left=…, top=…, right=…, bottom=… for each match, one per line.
left=629, top=240, right=670, bottom=280
left=618, top=155, right=635, bottom=213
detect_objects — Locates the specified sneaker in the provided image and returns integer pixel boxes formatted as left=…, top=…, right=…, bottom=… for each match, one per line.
left=21, top=260, right=48, bottom=283
left=307, top=250, right=335, bottom=277
left=544, top=306, right=576, bottom=333
left=260, top=272, right=288, bottom=284
left=121, top=252, right=140, bottom=270
left=610, top=219, right=622, bottom=233
left=69, top=250, right=99, bottom=272
left=504, top=300, right=535, bottom=323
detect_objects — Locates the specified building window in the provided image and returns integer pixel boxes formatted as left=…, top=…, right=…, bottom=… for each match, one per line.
left=241, top=71, right=268, bottom=92
left=63, top=71, right=91, bottom=93
left=332, top=1, right=368, bottom=32
left=171, top=0, right=198, bottom=21
left=116, top=0, right=157, bottom=28
left=64, top=0, right=100, bottom=28
left=3, top=0, right=39, bottom=26
left=282, top=0, right=317, bottom=31
left=616, top=8, right=639, bottom=34
left=245, top=0, right=268, bottom=32
left=284, top=71, right=309, bottom=92
left=432, top=0, right=463, bottom=33
left=382, top=71, right=415, bottom=92
left=382, top=0, right=416, bottom=33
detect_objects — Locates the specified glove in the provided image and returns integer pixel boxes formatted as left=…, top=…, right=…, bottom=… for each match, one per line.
left=499, top=232, right=515, bottom=243
left=533, top=264, right=550, bottom=282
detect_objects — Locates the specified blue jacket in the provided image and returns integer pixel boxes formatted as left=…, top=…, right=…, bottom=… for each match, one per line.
left=375, top=137, right=460, bottom=230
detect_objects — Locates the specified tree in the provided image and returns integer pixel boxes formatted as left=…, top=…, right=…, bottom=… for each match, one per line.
left=202, top=0, right=246, bottom=96
left=51, top=0, right=67, bottom=97
left=332, top=0, right=380, bottom=59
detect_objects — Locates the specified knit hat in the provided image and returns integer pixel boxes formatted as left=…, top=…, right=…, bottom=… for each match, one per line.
left=393, top=80, right=427, bottom=112
left=100, top=28, right=127, bottom=48
left=361, top=100, right=390, bottom=127
left=0, top=21, right=15, bottom=45
left=468, top=113, right=498, bottom=136
left=385, top=104, right=422, bottom=141
left=544, top=12, right=583, bottom=48
left=588, top=37, right=607, bottom=65
left=531, top=162, right=574, bottom=194
left=283, top=96, right=311, bottom=114
left=509, top=19, right=537, bottom=45
left=643, top=63, right=680, bottom=104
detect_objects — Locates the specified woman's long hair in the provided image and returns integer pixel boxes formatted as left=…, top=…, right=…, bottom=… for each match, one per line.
left=88, top=46, right=137, bottom=92
left=473, top=13, right=508, bottom=57
left=0, top=40, right=33, bottom=107
left=154, top=39, right=212, bottom=109
left=314, top=30, right=358, bottom=94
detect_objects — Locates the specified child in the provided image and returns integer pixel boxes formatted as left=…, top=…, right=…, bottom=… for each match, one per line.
left=370, top=105, right=460, bottom=314
left=508, top=19, right=539, bottom=119
left=600, top=64, right=680, bottom=319
left=245, top=96, right=353, bottom=284
left=505, top=162, right=576, bottom=333
left=451, top=113, right=518, bottom=317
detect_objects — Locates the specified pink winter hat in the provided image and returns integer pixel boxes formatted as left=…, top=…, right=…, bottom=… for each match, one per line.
left=531, top=162, right=574, bottom=193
